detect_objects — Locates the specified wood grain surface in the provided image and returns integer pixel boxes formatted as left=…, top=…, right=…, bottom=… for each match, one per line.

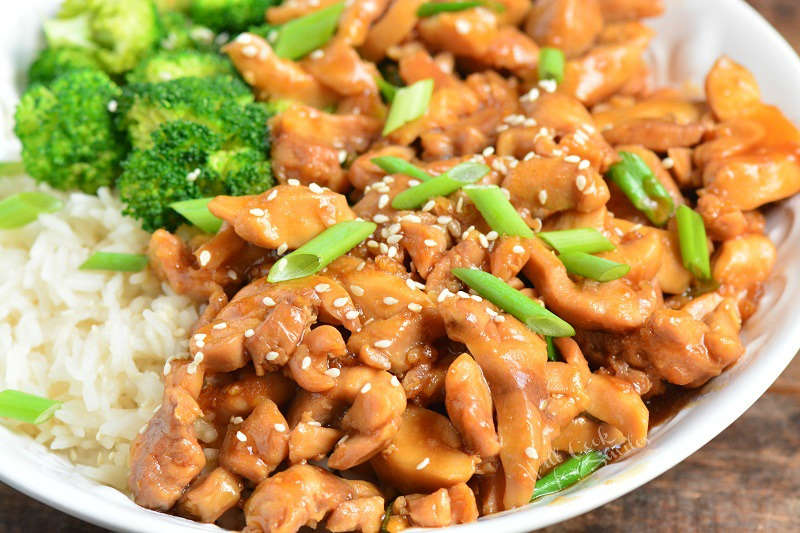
left=2, top=1, right=799, bottom=532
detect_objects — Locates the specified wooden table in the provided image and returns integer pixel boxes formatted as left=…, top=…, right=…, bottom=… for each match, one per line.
left=2, top=1, right=799, bottom=532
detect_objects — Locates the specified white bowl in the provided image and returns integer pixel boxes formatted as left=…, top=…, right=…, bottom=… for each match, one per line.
left=1, top=0, right=799, bottom=531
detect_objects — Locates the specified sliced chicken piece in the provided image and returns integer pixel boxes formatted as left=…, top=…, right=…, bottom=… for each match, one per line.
left=267, top=0, right=341, bottom=23
left=287, top=421, right=342, bottom=463
left=426, top=239, right=488, bottom=296
left=445, top=353, right=501, bottom=458
left=287, top=325, right=348, bottom=393
left=603, top=119, right=706, bottom=152
left=347, top=145, right=416, bottom=190
left=392, top=483, right=478, bottom=528
left=326, top=495, right=385, bottom=533
left=596, top=0, right=664, bottom=21
left=712, top=234, right=776, bottom=290
left=176, top=467, right=243, bottom=523
left=706, top=56, right=762, bottom=122
left=585, top=373, right=649, bottom=447
left=148, top=229, right=222, bottom=302
left=525, top=0, right=604, bottom=58
left=361, top=0, right=427, bottom=61
left=303, top=39, right=380, bottom=96
left=551, top=416, right=626, bottom=453
left=400, top=214, right=450, bottom=279
left=199, top=370, right=296, bottom=424
left=336, top=0, right=392, bottom=46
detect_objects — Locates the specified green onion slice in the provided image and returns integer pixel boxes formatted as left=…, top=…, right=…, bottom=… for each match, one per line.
left=0, top=390, right=61, bottom=424
left=80, top=252, right=148, bottom=272
left=417, top=0, right=505, bottom=16
left=676, top=205, right=711, bottom=281
left=376, top=76, right=398, bottom=102
left=0, top=161, right=25, bottom=176
left=273, top=2, right=346, bottom=60
left=538, top=228, right=615, bottom=255
left=391, top=162, right=489, bottom=210
left=463, top=185, right=533, bottom=238
left=538, top=47, right=565, bottom=84
left=268, top=220, right=377, bottom=282
left=546, top=336, right=559, bottom=362
left=606, top=152, right=674, bottom=226
left=371, top=156, right=432, bottom=182
left=558, top=251, right=630, bottom=282
left=531, top=450, right=607, bottom=500
left=452, top=267, right=575, bottom=337
left=380, top=500, right=393, bottom=533
left=382, top=78, right=434, bottom=135
left=170, top=197, right=223, bottom=234
left=0, top=191, right=62, bottom=230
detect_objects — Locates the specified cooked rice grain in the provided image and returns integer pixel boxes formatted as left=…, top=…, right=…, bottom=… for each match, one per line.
left=0, top=176, right=198, bottom=489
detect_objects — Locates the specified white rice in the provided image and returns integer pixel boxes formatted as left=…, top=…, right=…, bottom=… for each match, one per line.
left=0, top=176, right=199, bottom=489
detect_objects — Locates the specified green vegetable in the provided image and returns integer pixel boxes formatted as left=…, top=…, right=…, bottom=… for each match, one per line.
left=27, top=46, right=102, bottom=86
left=117, top=75, right=254, bottom=148
left=376, top=76, right=399, bottom=102
left=391, top=162, right=489, bottom=210
left=380, top=501, right=393, bottom=533
left=80, top=252, right=148, bottom=272
left=538, top=228, right=615, bottom=255
left=546, top=336, right=559, bottom=361
left=190, top=0, right=279, bottom=33
left=154, top=0, right=192, bottom=13
left=538, top=47, right=565, bottom=84
left=14, top=69, right=127, bottom=193
left=118, top=118, right=273, bottom=232
left=43, top=0, right=161, bottom=74
left=247, top=23, right=281, bottom=44
left=676, top=205, right=712, bottom=281
left=606, top=151, right=674, bottom=226
left=452, top=268, right=575, bottom=337
left=126, top=50, right=234, bottom=84
left=0, top=390, right=61, bottom=424
left=417, top=1, right=505, bottom=16
left=269, top=221, right=377, bottom=282
left=273, top=2, right=346, bottom=60
left=0, top=192, right=63, bottom=230
left=158, top=11, right=217, bottom=52
left=558, top=251, right=630, bottom=282
left=463, top=185, right=534, bottom=238
left=382, top=78, right=434, bottom=135
left=0, top=162, right=26, bottom=177
left=370, top=156, right=432, bottom=182
left=170, top=197, right=222, bottom=233
left=532, top=451, right=607, bottom=500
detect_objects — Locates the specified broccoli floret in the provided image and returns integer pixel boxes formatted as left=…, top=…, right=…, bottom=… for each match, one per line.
left=117, top=75, right=253, bottom=148
left=158, top=11, right=217, bottom=52
left=154, top=0, right=191, bottom=12
left=14, top=69, right=126, bottom=193
left=189, top=0, right=277, bottom=33
left=27, top=46, right=103, bottom=86
left=119, top=119, right=273, bottom=231
left=43, top=0, right=161, bottom=74
left=126, top=50, right=234, bottom=84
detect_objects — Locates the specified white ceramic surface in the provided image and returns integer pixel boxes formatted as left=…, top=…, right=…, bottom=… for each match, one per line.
left=1, top=0, right=799, bottom=531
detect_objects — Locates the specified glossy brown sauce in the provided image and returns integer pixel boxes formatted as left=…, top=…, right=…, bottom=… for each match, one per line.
left=646, top=384, right=703, bottom=428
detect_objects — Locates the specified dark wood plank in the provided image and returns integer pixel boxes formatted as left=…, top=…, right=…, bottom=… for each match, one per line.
left=2, top=1, right=799, bottom=532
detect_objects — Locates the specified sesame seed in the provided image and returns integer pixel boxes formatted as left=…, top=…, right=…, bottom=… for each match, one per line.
left=482, top=146, right=495, bottom=156
left=267, top=189, right=278, bottom=201
left=236, top=33, right=252, bottom=44
left=415, top=457, right=430, bottom=470
left=493, top=315, right=505, bottom=323
left=391, top=375, right=401, bottom=387
left=403, top=214, right=422, bottom=223
left=470, top=294, right=483, bottom=302
left=274, top=423, right=287, bottom=432
left=266, top=351, right=279, bottom=361
left=373, top=214, right=389, bottom=223
left=227, top=270, right=238, bottom=280
left=277, top=242, right=288, bottom=255
left=422, top=200, right=435, bottom=211
left=565, top=155, right=580, bottom=163
left=388, top=247, right=398, bottom=258
left=539, top=79, right=557, bottom=93
left=388, top=223, right=401, bottom=234
left=579, top=159, right=591, bottom=170
left=520, top=87, right=540, bottom=102
left=538, top=190, right=548, bottom=205
left=437, top=289, right=453, bottom=302
left=350, top=285, right=365, bottom=296
left=525, top=446, right=538, bottom=459
left=338, top=150, right=348, bottom=164
left=408, top=179, right=420, bottom=187
left=387, top=234, right=402, bottom=244
left=437, top=215, right=452, bottom=224
left=315, top=283, right=331, bottom=293
left=424, top=239, right=438, bottom=247
left=198, top=250, right=211, bottom=267
left=244, top=329, right=255, bottom=338
left=231, top=416, right=244, bottom=424
left=301, top=356, right=311, bottom=370
left=478, top=233, right=489, bottom=248
left=378, top=194, right=390, bottom=209
left=456, top=197, right=464, bottom=212
left=457, top=290, right=470, bottom=299
left=309, top=182, right=324, bottom=193
left=576, top=174, right=587, bottom=191
left=249, top=208, right=265, bottom=216
left=212, top=322, right=227, bottom=330
left=360, top=383, right=372, bottom=394
left=333, top=297, right=348, bottom=308
left=325, top=367, right=341, bottom=377
left=287, top=178, right=300, bottom=186
left=236, top=431, right=247, bottom=442
left=309, top=49, right=324, bottom=60
left=486, top=231, right=499, bottom=240
left=383, top=296, right=399, bottom=305
left=242, top=44, right=257, bottom=57
left=307, top=420, right=322, bottom=427
left=662, top=157, right=675, bottom=169
left=408, top=302, right=423, bottom=312
left=345, top=310, right=360, bottom=320
left=374, top=339, right=392, bottom=348
left=107, top=99, right=118, bottom=112
left=513, top=245, right=525, bottom=254
left=263, top=296, right=276, bottom=306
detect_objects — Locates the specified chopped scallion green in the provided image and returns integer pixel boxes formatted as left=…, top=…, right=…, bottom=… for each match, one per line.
left=170, top=197, right=223, bottom=234
left=531, top=450, right=607, bottom=500
left=391, top=162, right=488, bottom=210
left=80, top=252, right=148, bottom=272
left=538, top=47, right=565, bottom=84
left=268, top=220, right=377, bottom=282
left=452, top=268, right=575, bottom=337
left=558, top=251, right=630, bottom=282
left=464, top=185, right=533, bottom=238
left=538, top=228, right=615, bottom=255
left=676, top=204, right=711, bottom=280
left=606, top=152, right=674, bottom=226
left=371, top=156, right=432, bottom=182
left=376, top=77, right=399, bottom=102
left=382, top=78, right=434, bottom=135
left=0, top=191, right=62, bottom=230
left=273, top=2, right=346, bottom=60
left=417, top=1, right=483, bottom=16
left=0, top=390, right=61, bottom=424
left=546, top=336, right=559, bottom=361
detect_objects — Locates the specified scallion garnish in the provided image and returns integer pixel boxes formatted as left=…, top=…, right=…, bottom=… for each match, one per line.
left=463, top=185, right=533, bottom=238
left=371, top=156, right=433, bottom=182
left=0, top=161, right=25, bottom=176
left=676, top=205, right=711, bottom=280
left=537, top=228, right=615, bottom=255
left=538, top=47, right=565, bottom=84
left=376, top=77, right=398, bottom=102
left=558, top=251, right=630, bottom=282
left=417, top=1, right=482, bottom=16
left=0, top=191, right=62, bottom=230
left=273, top=2, right=345, bottom=60
left=452, top=268, right=575, bottom=337
left=606, top=152, right=674, bottom=226
left=268, top=220, right=377, bottom=282
left=80, top=252, right=148, bottom=272
left=531, top=450, right=607, bottom=500
left=0, top=390, right=61, bottom=424
left=391, top=162, right=489, bottom=210
left=546, top=336, right=559, bottom=361
left=382, top=78, right=434, bottom=135
left=170, top=197, right=223, bottom=234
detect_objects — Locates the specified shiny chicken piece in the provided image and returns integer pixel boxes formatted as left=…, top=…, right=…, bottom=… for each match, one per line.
left=445, top=353, right=501, bottom=458
left=525, top=0, right=604, bottom=58
left=176, top=467, right=243, bottom=523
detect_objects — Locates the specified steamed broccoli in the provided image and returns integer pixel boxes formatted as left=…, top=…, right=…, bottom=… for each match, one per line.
left=117, top=75, right=253, bottom=148
left=126, top=50, right=234, bottom=84
left=43, top=0, right=161, bottom=74
left=154, top=0, right=192, bottom=12
left=14, top=69, right=127, bottom=193
left=27, top=46, right=102, bottom=86
left=119, top=119, right=273, bottom=231
left=158, top=11, right=216, bottom=52
left=189, top=0, right=277, bottom=33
